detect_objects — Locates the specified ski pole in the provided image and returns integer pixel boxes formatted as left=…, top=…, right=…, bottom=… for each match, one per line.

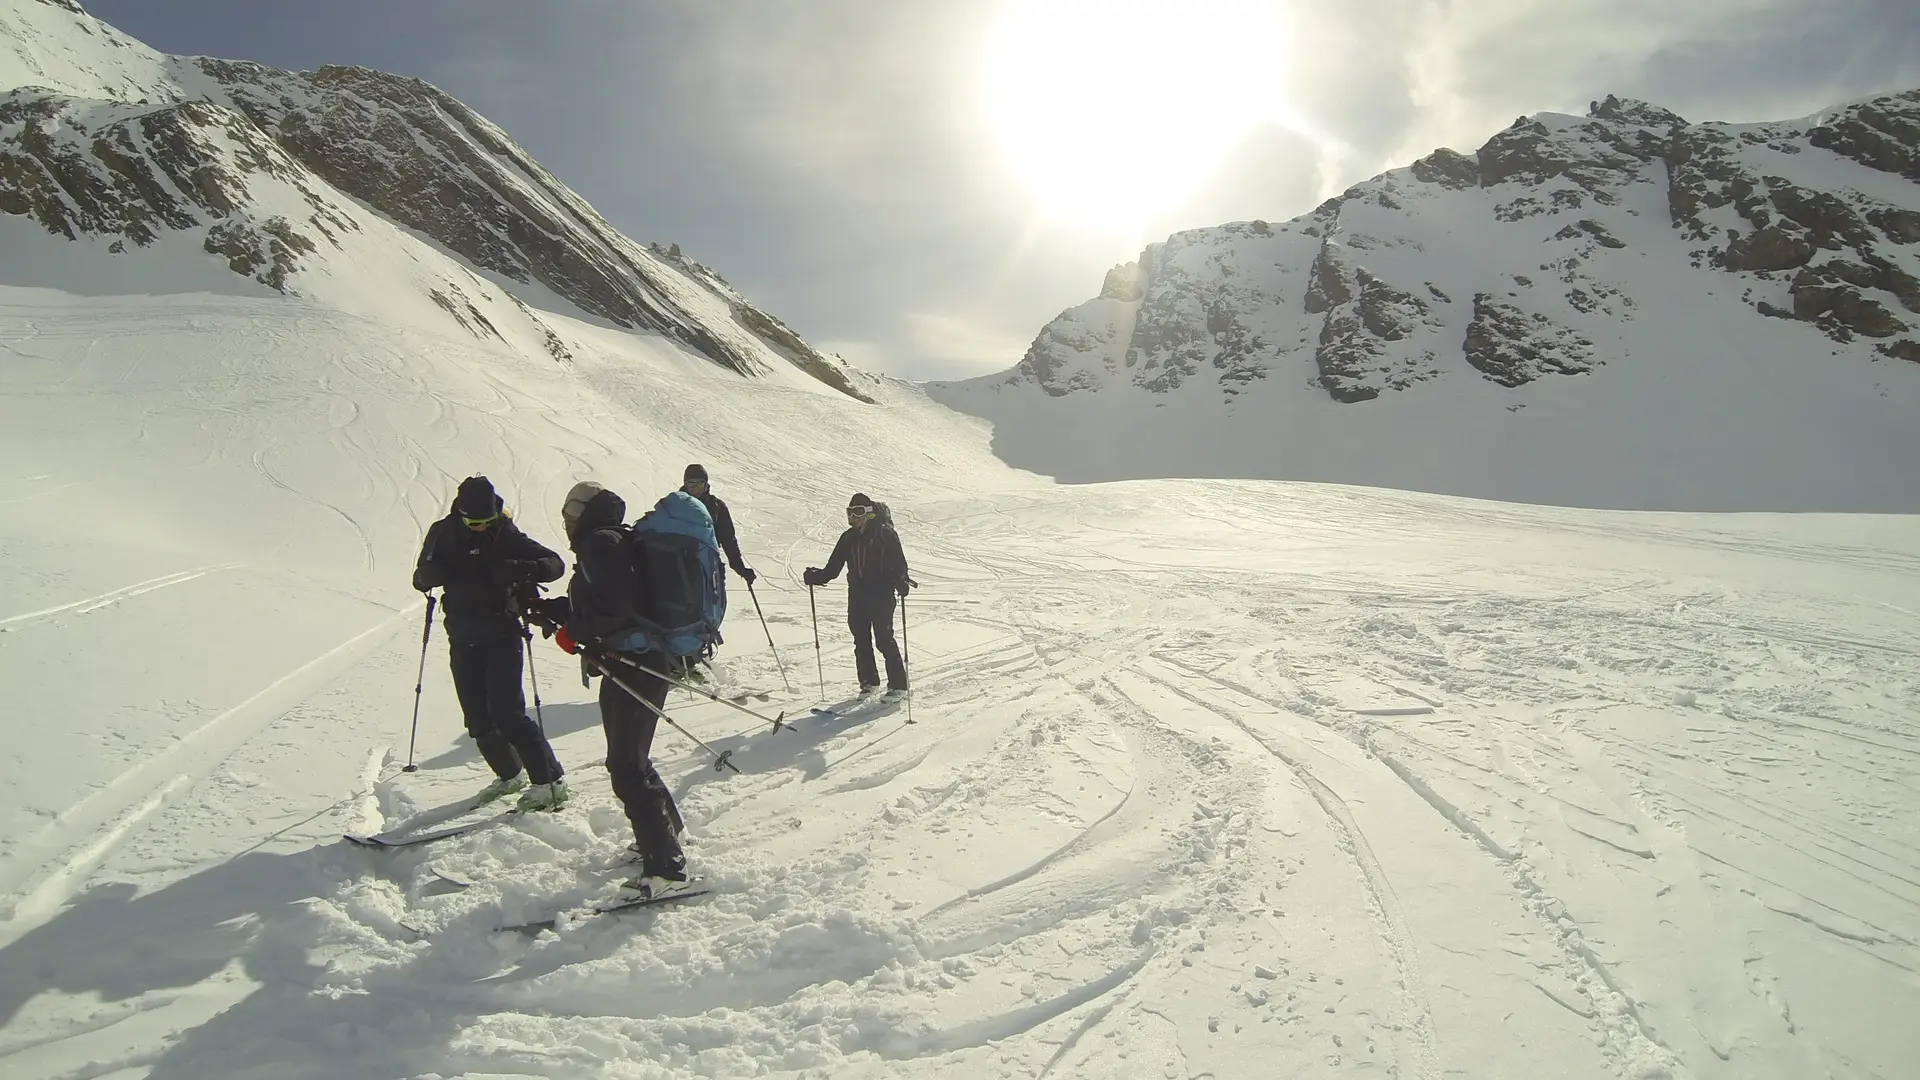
left=404, top=594, right=437, bottom=773
left=900, top=592, right=913, bottom=725
left=746, top=580, right=793, bottom=693
left=598, top=659, right=741, bottom=773
left=809, top=584, right=825, bottom=700
left=521, top=618, right=548, bottom=740
left=620, top=658, right=789, bottom=733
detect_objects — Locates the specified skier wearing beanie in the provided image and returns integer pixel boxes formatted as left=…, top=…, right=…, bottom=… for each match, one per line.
left=679, top=464, right=755, bottom=585
left=411, top=476, right=570, bottom=811
left=803, top=493, right=912, bottom=700
left=555, top=479, right=689, bottom=893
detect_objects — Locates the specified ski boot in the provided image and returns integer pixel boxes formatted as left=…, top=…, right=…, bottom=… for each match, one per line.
left=476, top=774, right=529, bottom=805
left=516, top=778, right=571, bottom=812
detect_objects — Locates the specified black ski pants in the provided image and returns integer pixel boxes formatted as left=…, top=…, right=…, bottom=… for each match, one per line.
left=598, top=654, right=685, bottom=868
left=448, top=637, right=563, bottom=785
left=848, top=589, right=908, bottom=691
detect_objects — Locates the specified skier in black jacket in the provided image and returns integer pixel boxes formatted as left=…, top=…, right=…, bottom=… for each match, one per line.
left=411, top=476, right=569, bottom=810
left=680, top=464, right=755, bottom=584
left=557, top=480, right=688, bottom=891
left=804, top=493, right=911, bottom=699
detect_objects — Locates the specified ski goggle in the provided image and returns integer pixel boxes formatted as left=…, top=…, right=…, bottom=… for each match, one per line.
left=462, top=511, right=501, bottom=530
left=847, top=505, right=874, bottom=522
left=685, top=480, right=708, bottom=492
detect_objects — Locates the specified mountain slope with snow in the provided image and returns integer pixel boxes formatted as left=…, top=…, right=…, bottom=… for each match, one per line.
left=0, top=0, right=869, bottom=399
left=931, top=92, right=1920, bottom=512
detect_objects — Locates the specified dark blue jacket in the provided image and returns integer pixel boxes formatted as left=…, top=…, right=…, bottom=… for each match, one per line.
left=412, top=513, right=563, bottom=645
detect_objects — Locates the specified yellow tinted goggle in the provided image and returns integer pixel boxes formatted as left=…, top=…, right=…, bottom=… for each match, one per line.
left=463, top=512, right=501, bottom=529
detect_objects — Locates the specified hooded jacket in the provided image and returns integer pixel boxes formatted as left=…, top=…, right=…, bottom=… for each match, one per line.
left=563, top=488, right=644, bottom=649
left=412, top=507, right=564, bottom=645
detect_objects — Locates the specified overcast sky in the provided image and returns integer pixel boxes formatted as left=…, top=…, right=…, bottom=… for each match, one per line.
left=83, top=0, right=1920, bottom=380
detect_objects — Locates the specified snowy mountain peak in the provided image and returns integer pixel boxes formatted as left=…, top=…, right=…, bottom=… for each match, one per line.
left=0, top=0, right=871, bottom=400
left=932, top=90, right=1920, bottom=510
left=973, top=88, right=1919, bottom=408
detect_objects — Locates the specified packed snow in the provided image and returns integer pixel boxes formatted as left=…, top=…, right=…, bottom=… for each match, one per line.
left=2, top=277, right=1917, bottom=1079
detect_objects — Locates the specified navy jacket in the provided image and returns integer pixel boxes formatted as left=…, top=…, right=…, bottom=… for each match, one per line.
left=412, top=513, right=563, bottom=645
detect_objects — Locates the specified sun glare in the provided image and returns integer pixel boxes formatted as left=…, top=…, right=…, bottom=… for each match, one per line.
left=983, top=0, right=1290, bottom=229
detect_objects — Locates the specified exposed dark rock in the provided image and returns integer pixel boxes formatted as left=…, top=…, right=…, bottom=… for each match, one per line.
left=1410, top=147, right=1479, bottom=189
left=1722, top=225, right=1815, bottom=272
left=1303, top=243, right=1351, bottom=314
left=1876, top=339, right=1920, bottom=362
left=1767, top=179, right=1876, bottom=250
left=1868, top=206, right=1920, bottom=243
left=1806, top=91, right=1920, bottom=182
left=1477, top=113, right=1665, bottom=194
left=0, top=90, right=343, bottom=285
left=1589, top=95, right=1688, bottom=128
left=1311, top=268, right=1435, bottom=402
left=203, top=216, right=316, bottom=291
left=177, top=59, right=858, bottom=394
left=1463, top=294, right=1595, bottom=386
left=1101, top=261, right=1145, bottom=301
left=1791, top=262, right=1909, bottom=337
left=733, top=304, right=874, bottom=403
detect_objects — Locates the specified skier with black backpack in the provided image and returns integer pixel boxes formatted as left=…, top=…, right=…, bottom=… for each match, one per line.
left=410, top=476, right=570, bottom=811
left=546, top=479, right=727, bottom=896
left=803, top=493, right=912, bottom=701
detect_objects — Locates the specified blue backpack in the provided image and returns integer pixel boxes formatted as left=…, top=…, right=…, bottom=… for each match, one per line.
left=626, top=490, right=727, bottom=658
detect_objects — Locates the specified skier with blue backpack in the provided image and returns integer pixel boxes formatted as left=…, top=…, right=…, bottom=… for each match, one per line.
left=547, top=479, right=729, bottom=895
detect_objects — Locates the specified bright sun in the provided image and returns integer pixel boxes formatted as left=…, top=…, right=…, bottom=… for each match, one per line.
left=982, top=0, right=1290, bottom=229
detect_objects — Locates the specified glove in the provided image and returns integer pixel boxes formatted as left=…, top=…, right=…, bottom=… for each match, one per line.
left=803, top=567, right=824, bottom=587
left=896, top=579, right=912, bottom=597
left=739, top=566, right=757, bottom=585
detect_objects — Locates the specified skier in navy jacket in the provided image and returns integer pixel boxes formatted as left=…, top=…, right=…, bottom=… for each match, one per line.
left=411, top=476, right=568, bottom=810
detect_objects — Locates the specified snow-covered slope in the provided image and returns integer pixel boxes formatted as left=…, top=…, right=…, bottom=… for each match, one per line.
left=0, top=0, right=870, bottom=400
left=3, top=284, right=1916, bottom=1080
left=931, top=93, right=1920, bottom=512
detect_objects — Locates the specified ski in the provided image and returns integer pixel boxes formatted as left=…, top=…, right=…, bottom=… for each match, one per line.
left=496, top=882, right=709, bottom=935
left=344, top=808, right=520, bottom=848
left=811, top=694, right=908, bottom=721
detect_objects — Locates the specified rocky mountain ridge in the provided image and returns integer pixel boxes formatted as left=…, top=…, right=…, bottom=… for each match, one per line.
left=984, top=89, right=1920, bottom=404
left=0, top=0, right=869, bottom=400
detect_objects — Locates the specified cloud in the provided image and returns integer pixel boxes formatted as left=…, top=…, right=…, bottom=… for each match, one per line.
left=822, top=309, right=1036, bottom=381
